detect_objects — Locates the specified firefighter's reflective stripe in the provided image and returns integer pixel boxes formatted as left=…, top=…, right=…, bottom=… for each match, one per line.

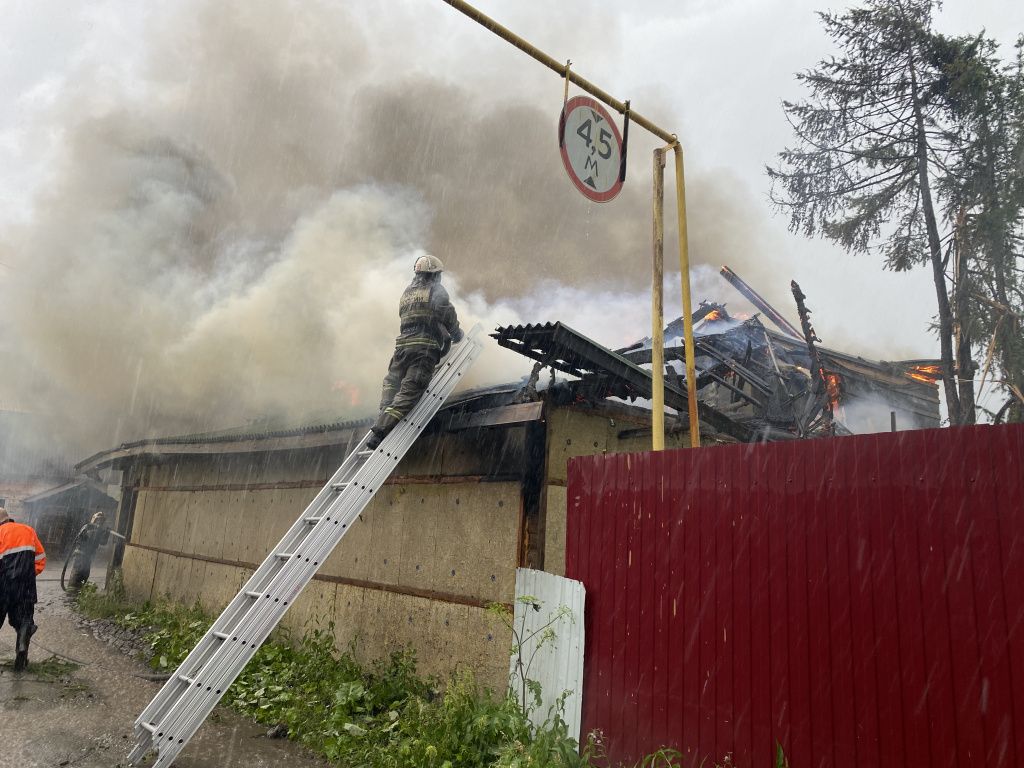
left=395, top=337, right=440, bottom=350
left=35, top=552, right=46, bottom=561
left=1, top=545, right=36, bottom=558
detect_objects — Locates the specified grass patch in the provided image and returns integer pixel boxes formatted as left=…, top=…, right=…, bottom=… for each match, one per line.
left=75, top=572, right=128, bottom=619
left=76, top=585, right=593, bottom=767
left=75, top=580, right=784, bottom=768
left=0, top=655, right=79, bottom=680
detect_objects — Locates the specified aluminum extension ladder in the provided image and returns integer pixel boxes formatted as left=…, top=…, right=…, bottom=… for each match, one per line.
left=129, top=325, right=484, bottom=767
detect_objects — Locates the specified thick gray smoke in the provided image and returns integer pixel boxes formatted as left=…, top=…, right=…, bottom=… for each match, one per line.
left=0, top=0, right=794, bottom=457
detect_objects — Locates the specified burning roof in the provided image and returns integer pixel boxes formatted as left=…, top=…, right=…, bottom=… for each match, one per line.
left=495, top=267, right=940, bottom=441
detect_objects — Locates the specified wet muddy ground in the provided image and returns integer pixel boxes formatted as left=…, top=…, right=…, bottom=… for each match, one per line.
left=1, top=562, right=328, bottom=768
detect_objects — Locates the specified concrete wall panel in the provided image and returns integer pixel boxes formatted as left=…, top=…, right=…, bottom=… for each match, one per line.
left=440, top=427, right=526, bottom=477
left=283, top=579, right=338, bottom=638
left=331, top=583, right=368, bottom=652
left=542, top=485, right=568, bottom=577
left=322, top=506, right=373, bottom=581
left=395, top=433, right=445, bottom=477
left=546, top=410, right=610, bottom=484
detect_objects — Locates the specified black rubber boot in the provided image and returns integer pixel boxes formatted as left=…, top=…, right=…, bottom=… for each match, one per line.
left=367, top=412, right=399, bottom=450
left=13, top=622, right=35, bottom=672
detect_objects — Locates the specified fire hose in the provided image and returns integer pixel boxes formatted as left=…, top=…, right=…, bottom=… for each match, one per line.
left=60, top=527, right=126, bottom=593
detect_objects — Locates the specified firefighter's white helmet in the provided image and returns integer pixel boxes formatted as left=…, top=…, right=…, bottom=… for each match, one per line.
left=413, top=254, right=444, bottom=273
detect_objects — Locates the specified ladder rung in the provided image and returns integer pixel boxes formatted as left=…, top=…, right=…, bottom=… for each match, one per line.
left=128, top=327, right=483, bottom=768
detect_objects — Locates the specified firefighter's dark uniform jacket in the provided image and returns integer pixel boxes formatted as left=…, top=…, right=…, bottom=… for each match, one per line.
left=376, top=275, right=463, bottom=429
left=0, top=519, right=46, bottom=605
left=395, top=275, right=462, bottom=354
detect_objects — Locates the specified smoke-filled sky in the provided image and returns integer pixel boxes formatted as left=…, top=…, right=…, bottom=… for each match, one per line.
left=1, top=0, right=1021, bottom=456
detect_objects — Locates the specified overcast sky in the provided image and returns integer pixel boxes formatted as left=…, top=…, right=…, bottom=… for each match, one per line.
left=1, top=0, right=1021, bottom=426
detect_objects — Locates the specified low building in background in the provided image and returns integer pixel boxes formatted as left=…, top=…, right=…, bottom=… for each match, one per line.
left=21, top=477, right=118, bottom=556
left=0, top=408, right=75, bottom=529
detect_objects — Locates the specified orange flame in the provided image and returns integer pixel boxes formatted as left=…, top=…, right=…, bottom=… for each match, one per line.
left=332, top=380, right=362, bottom=407
left=825, top=372, right=842, bottom=410
left=906, top=363, right=942, bottom=383
left=704, top=309, right=724, bottom=322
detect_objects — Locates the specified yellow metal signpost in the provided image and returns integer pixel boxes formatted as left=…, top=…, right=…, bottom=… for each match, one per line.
left=440, top=0, right=701, bottom=449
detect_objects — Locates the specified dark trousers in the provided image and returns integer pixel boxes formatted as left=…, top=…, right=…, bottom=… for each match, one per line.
left=69, top=550, right=94, bottom=589
left=373, top=346, right=441, bottom=433
left=0, top=598, right=34, bottom=635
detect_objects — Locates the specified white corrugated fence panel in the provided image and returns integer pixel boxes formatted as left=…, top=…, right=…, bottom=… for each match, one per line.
left=509, top=567, right=586, bottom=742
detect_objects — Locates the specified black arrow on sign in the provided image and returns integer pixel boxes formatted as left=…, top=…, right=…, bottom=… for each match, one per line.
left=584, top=176, right=597, bottom=188
left=591, top=110, right=603, bottom=123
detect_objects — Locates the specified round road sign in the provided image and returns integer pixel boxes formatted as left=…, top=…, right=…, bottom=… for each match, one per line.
left=558, top=95, right=624, bottom=203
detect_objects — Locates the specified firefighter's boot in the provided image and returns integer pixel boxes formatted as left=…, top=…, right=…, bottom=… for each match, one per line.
left=367, top=412, right=399, bottom=450
left=13, top=621, right=36, bottom=672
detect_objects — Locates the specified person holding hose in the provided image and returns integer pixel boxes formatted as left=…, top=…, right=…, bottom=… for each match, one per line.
left=0, top=505, right=46, bottom=671
left=66, top=511, right=111, bottom=591
left=367, top=254, right=463, bottom=449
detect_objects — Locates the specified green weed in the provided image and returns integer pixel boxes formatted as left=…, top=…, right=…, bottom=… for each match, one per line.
left=74, top=582, right=788, bottom=768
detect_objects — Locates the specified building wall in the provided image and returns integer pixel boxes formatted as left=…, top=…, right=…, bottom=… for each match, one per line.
left=0, top=479, right=63, bottom=522
left=542, top=406, right=697, bottom=576
left=120, top=426, right=527, bottom=690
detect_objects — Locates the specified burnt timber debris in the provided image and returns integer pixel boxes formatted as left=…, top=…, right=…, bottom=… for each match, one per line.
left=491, top=322, right=751, bottom=441
left=719, top=265, right=802, bottom=340
left=791, top=279, right=836, bottom=437
left=493, top=267, right=941, bottom=442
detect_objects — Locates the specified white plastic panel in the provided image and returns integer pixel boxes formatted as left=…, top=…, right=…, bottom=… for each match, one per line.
left=509, top=567, right=585, bottom=743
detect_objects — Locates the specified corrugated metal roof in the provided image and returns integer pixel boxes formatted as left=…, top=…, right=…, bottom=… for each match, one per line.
left=492, top=322, right=751, bottom=441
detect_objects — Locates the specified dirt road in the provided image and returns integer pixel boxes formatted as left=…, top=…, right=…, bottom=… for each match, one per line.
left=1, top=562, right=328, bottom=768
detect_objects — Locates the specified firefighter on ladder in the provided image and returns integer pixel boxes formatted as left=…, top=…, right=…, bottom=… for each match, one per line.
left=367, top=254, right=463, bottom=449
left=0, top=505, right=46, bottom=671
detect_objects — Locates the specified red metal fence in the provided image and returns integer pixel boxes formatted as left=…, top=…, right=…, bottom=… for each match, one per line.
left=565, top=424, right=1024, bottom=767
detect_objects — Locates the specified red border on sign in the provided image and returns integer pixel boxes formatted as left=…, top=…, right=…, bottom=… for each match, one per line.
left=558, top=95, right=625, bottom=203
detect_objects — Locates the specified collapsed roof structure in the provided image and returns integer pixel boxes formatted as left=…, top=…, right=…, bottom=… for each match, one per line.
left=492, top=266, right=941, bottom=442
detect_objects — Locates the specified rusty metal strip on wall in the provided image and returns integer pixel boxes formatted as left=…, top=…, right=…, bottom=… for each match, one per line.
left=127, top=542, right=509, bottom=610
left=139, top=473, right=522, bottom=493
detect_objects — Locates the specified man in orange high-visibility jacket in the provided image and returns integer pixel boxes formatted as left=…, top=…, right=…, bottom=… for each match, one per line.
left=0, top=506, right=45, bottom=671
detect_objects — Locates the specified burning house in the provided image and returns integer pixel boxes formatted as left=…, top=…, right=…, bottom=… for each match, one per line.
left=79, top=269, right=940, bottom=689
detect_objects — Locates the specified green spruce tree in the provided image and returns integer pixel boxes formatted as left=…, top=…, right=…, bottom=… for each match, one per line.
left=769, top=0, right=969, bottom=422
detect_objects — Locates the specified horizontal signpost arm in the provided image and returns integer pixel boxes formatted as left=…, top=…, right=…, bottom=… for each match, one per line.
left=439, top=0, right=676, bottom=145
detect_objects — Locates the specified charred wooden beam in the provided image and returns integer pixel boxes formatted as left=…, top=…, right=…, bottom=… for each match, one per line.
left=720, top=265, right=803, bottom=339
left=790, top=280, right=835, bottom=436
